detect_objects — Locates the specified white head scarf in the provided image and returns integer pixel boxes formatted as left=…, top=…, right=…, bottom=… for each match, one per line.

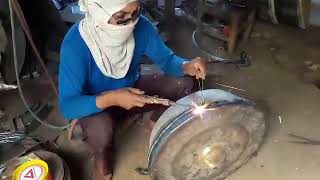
left=78, top=0, right=138, bottom=79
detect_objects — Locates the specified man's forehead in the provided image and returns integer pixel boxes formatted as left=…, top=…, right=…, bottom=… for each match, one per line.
left=90, top=0, right=136, bottom=13
left=88, top=0, right=136, bottom=8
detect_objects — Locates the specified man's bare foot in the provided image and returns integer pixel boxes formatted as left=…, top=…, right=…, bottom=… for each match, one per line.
left=93, top=167, right=112, bottom=180
left=94, top=160, right=112, bottom=180
left=104, top=174, right=112, bottom=180
left=105, top=174, right=112, bottom=180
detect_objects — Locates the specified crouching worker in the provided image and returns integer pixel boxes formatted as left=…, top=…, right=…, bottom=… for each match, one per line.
left=59, top=0, right=208, bottom=179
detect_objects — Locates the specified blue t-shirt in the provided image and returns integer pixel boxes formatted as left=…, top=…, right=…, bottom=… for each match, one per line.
left=59, top=16, right=186, bottom=120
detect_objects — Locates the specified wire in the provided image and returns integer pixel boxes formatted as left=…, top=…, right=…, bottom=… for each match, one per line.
left=192, top=30, right=251, bottom=66
left=197, top=78, right=205, bottom=105
left=8, top=0, right=70, bottom=130
left=10, top=0, right=59, bottom=97
left=192, top=30, right=230, bottom=62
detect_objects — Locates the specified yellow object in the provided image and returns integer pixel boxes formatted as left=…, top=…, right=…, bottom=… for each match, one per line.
left=12, top=160, right=49, bottom=180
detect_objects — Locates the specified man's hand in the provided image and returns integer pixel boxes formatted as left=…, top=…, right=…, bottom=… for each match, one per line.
left=96, top=88, right=150, bottom=110
left=182, top=57, right=208, bottom=79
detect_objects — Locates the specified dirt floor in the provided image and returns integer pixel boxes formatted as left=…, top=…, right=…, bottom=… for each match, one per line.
left=114, top=21, right=320, bottom=180
left=1, top=19, right=320, bottom=180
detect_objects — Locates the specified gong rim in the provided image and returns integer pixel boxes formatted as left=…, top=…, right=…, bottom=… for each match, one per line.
left=149, top=89, right=247, bottom=146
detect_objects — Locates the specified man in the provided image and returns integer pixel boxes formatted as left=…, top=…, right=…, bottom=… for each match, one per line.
left=59, top=0, right=207, bottom=179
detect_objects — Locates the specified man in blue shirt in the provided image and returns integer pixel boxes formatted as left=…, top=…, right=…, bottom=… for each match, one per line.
left=59, top=0, right=207, bottom=179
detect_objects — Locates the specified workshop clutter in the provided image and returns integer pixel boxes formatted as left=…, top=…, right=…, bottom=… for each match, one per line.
left=0, top=150, right=70, bottom=180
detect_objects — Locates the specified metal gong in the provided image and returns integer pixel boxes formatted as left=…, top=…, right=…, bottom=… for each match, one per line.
left=148, top=89, right=266, bottom=180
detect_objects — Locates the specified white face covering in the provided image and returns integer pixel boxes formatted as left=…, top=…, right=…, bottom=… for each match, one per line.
left=78, top=0, right=138, bottom=79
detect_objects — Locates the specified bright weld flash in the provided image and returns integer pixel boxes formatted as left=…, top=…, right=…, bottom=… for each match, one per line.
left=193, top=103, right=209, bottom=115
left=193, top=105, right=206, bottom=115
left=202, top=147, right=211, bottom=156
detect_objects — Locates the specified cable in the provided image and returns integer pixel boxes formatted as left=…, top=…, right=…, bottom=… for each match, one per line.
left=10, top=0, right=59, bottom=97
left=192, top=30, right=229, bottom=62
left=192, top=30, right=251, bottom=66
left=8, top=0, right=70, bottom=130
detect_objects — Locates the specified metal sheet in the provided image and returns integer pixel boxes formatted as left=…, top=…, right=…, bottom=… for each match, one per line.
left=258, top=0, right=311, bottom=29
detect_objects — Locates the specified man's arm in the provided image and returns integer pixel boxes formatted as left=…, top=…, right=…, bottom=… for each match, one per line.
left=59, top=40, right=151, bottom=119
left=59, top=42, right=102, bottom=120
left=142, top=17, right=207, bottom=79
left=143, top=18, right=186, bottom=76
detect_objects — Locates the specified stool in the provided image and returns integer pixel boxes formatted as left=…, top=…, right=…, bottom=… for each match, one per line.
left=196, top=0, right=256, bottom=54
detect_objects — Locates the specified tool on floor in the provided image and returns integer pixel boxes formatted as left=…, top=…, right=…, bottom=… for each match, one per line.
left=288, top=133, right=320, bottom=145
left=208, top=51, right=251, bottom=67
left=135, top=167, right=150, bottom=176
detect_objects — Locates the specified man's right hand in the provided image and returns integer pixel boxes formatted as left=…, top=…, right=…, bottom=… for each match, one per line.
left=96, top=87, right=150, bottom=110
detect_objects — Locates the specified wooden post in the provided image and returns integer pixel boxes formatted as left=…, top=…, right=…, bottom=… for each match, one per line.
left=164, top=0, right=176, bottom=23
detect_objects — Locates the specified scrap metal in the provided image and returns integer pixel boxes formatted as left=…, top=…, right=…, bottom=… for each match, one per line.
left=288, top=133, right=320, bottom=146
left=0, top=131, right=26, bottom=144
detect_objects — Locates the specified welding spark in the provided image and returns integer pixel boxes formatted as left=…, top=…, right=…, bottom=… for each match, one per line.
left=193, top=105, right=206, bottom=115
left=204, top=159, right=215, bottom=169
left=205, top=108, right=217, bottom=111
left=192, top=103, right=210, bottom=120
left=202, top=147, right=211, bottom=156
left=215, top=82, right=246, bottom=92
left=191, top=100, right=199, bottom=107
left=278, top=116, right=282, bottom=124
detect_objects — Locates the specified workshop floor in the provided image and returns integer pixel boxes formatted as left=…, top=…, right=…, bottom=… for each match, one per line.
left=113, top=21, right=320, bottom=180
left=2, top=20, right=320, bottom=180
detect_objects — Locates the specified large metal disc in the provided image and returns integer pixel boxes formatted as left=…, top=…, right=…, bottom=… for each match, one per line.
left=149, top=89, right=265, bottom=180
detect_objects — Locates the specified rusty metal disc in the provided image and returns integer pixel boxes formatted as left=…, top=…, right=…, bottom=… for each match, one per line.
left=149, top=89, right=265, bottom=180
left=34, top=150, right=71, bottom=180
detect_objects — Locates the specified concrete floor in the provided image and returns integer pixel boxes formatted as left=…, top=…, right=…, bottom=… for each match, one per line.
left=2, top=20, right=320, bottom=180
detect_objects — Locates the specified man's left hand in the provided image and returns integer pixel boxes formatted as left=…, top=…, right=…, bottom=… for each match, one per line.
left=182, top=57, right=208, bottom=79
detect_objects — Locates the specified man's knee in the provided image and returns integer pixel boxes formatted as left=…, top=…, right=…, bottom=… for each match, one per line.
left=178, top=77, right=194, bottom=90
left=175, top=77, right=194, bottom=97
left=80, top=112, right=114, bottom=151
